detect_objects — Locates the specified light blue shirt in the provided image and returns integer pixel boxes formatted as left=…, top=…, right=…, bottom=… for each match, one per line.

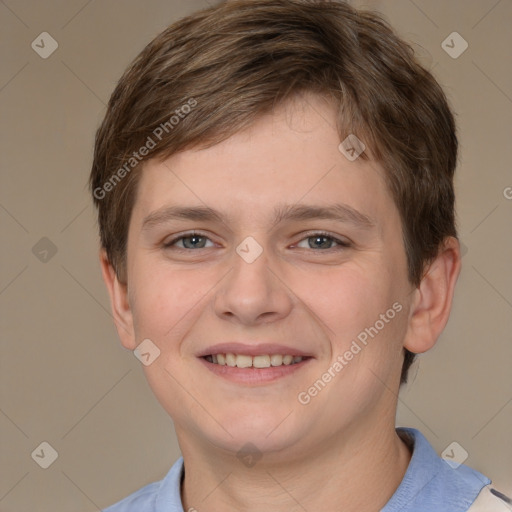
left=103, top=427, right=501, bottom=511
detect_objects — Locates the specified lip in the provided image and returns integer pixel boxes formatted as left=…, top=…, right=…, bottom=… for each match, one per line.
left=198, top=356, right=313, bottom=385
left=196, top=342, right=314, bottom=358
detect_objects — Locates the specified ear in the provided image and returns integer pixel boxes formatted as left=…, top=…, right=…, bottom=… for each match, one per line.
left=99, top=249, right=137, bottom=351
left=403, top=237, right=462, bottom=354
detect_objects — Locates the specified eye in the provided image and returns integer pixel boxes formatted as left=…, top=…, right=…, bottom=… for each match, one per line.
left=163, top=232, right=215, bottom=250
left=295, top=232, right=351, bottom=250
left=162, top=231, right=350, bottom=251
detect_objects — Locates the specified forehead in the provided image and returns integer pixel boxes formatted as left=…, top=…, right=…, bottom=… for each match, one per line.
left=130, top=94, right=397, bottom=231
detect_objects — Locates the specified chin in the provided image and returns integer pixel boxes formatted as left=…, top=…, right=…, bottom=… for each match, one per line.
left=206, top=415, right=306, bottom=456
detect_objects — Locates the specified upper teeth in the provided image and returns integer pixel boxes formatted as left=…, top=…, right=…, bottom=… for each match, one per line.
left=207, top=353, right=304, bottom=368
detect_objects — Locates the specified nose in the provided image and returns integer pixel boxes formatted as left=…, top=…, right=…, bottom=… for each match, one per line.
left=213, top=244, right=294, bottom=326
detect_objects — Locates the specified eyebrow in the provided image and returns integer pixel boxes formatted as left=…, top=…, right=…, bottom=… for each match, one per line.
left=141, top=203, right=376, bottom=231
left=271, top=203, right=376, bottom=230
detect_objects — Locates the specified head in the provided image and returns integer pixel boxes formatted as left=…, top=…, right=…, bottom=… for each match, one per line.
left=90, top=0, right=460, bottom=456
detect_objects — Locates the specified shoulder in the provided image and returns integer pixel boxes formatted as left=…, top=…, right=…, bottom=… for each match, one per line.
left=467, top=484, right=512, bottom=511
left=384, top=428, right=505, bottom=512
left=102, top=456, right=185, bottom=512
left=102, top=480, right=160, bottom=511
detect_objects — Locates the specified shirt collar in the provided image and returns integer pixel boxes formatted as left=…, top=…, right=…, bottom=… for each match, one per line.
left=381, top=427, right=490, bottom=511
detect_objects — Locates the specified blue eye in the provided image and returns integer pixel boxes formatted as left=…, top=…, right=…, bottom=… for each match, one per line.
left=164, top=233, right=214, bottom=249
left=296, top=232, right=350, bottom=250
left=163, top=231, right=350, bottom=251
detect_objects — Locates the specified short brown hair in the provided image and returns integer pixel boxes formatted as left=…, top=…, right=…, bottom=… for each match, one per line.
left=89, top=0, right=458, bottom=385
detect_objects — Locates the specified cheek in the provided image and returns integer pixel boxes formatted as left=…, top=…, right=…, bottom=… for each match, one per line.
left=130, top=262, right=208, bottom=341
left=318, top=267, right=385, bottom=330
left=314, top=261, right=408, bottom=364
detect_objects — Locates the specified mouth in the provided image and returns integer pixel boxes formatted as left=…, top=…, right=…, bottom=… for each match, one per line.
left=203, top=353, right=310, bottom=368
left=199, top=352, right=313, bottom=385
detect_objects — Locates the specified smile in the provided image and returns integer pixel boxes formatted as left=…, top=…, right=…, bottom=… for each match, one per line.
left=199, top=353, right=313, bottom=384
left=203, top=353, right=307, bottom=368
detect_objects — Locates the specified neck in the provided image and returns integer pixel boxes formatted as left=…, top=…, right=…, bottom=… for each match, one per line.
left=179, top=422, right=412, bottom=512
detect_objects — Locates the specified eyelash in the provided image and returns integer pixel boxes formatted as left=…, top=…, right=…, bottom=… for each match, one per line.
left=163, top=231, right=351, bottom=251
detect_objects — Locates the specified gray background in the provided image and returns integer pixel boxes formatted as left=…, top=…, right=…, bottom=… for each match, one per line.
left=1, top=0, right=511, bottom=510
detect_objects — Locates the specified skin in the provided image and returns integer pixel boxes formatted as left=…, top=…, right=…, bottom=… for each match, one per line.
left=101, top=93, right=461, bottom=511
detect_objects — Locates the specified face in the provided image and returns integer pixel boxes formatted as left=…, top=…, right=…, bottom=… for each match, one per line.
left=120, top=94, right=416, bottom=460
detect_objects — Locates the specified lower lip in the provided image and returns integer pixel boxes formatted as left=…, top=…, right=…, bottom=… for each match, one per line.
left=198, top=357, right=312, bottom=384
